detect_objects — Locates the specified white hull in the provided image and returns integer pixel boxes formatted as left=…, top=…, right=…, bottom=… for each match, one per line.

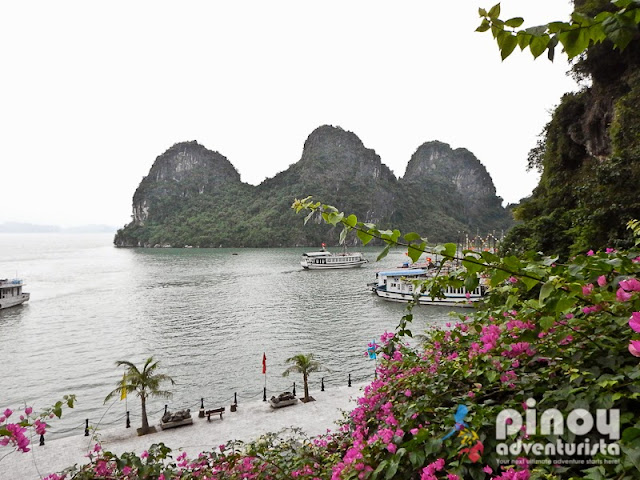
left=372, top=287, right=481, bottom=308
left=0, top=292, right=30, bottom=310
left=370, top=268, right=485, bottom=308
left=300, top=249, right=368, bottom=270
left=0, top=279, right=30, bottom=310
left=301, top=260, right=367, bottom=270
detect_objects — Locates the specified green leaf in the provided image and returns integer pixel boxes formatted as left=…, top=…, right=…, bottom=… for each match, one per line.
left=404, top=232, right=422, bottom=242
left=409, top=450, right=426, bottom=467
left=372, top=460, right=388, bottom=479
left=530, top=34, right=550, bottom=58
left=620, top=445, right=640, bottom=471
left=547, top=35, right=558, bottom=61
left=476, top=19, right=491, bottom=32
left=345, top=214, right=357, bottom=228
left=602, top=13, right=638, bottom=50
left=478, top=7, right=487, bottom=16
left=500, top=34, right=518, bottom=60
left=505, top=294, right=518, bottom=309
left=622, top=427, right=640, bottom=443
left=540, top=316, right=555, bottom=330
left=443, top=243, right=457, bottom=258
left=357, top=229, right=374, bottom=246
left=465, top=275, right=480, bottom=291
left=557, top=27, right=590, bottom=59
left=503, top=255, right=522, bottom=270
left=516, top=31, right=532, bottom=50
left=490, top=269, right=510, bottom=287
left=612, top=0, right=634, bottom=8
left=303, top=210, right=314, bottom=225
left=325, top=211, right=344, bottom=226
left=377, top=244, right=391, bottom=261
left=555, top=296, right=576, bottom=314
left=539, top=281, right=555, bottom=303
left=339, top=226, right=348, bottom=245
left=488, top=3, right=501, bottom=19
left=521, top=275, right=540, bottom=291
left=408, top=242, right=425, bottom=264
left=505, top=17, right=524, bottom=28
left=480, top=250, right=499, bottom=263
left=524, top=25, right=548, bottom=36
left=385, top=458, right=399, bottom=480
left=462, top=256, right=484, bottom=275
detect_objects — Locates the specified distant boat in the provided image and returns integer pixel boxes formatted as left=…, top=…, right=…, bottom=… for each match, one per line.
left=300, top=245, right=368, bottom=270
left=370, top=269, right=485, bottom=307
left=0, top=278, right=30, bottom=310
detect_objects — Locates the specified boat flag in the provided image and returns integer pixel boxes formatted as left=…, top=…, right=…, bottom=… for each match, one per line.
left=120, top=373, right=127, bottom=400
left=262, top=352, right=267, bottom=374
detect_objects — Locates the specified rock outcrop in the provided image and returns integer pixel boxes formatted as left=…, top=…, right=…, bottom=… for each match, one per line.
left=114, top=126, right=513, bottom=248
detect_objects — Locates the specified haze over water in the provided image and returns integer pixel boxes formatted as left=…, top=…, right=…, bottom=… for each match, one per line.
left=0, top=234, right=459, bottom=439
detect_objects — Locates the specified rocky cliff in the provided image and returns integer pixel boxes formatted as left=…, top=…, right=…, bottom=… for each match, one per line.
left=503, top=0, right=640, bottom=257
left=131, top=141, right=241, bottom=225
left=400, top=141, right=509, bottom=236
left=114, top=126, right=513, bottom=248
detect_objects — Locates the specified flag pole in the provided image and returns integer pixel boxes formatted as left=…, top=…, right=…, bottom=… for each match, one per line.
left=262, top=352, right=267, bottom=402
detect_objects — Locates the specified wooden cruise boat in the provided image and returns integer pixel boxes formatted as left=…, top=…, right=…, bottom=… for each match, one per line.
left=371, top=268, right=485, bottom=308
left=0, top=278, right=30, bottom=310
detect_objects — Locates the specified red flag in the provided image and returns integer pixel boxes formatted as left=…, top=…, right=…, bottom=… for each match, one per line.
left=262, top=352, right=267, bottom=374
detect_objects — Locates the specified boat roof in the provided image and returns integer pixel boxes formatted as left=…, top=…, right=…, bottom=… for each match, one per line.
left=377, top=269, right=426, bottom=276
left=302, top=251, right=333, bottom=257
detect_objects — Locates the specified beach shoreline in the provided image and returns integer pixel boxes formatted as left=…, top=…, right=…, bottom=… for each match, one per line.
left=1, top=384, right=364, bottom=480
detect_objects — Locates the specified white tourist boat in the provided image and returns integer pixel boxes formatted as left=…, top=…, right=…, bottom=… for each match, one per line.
left=0, top=278, right=30, bottom=310
left=371, top=268, right=485, bottom=307
left=300, top=246, right=368, bottom=269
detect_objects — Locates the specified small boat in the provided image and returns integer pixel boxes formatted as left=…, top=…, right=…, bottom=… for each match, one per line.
left=371, top=269, right=485, bottom=308
left=269, top=391, right=297, bottom=408
left=301, top=245, right=367, bottom=270
left=0, top=278, right=30, bottom=310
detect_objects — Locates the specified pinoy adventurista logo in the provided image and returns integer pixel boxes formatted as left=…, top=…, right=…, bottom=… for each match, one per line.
left=495, top=398, right=620, bottom=466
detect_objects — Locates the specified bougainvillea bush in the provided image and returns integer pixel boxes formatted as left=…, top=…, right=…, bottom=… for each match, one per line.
left=36, top=217, right=640, bottom=479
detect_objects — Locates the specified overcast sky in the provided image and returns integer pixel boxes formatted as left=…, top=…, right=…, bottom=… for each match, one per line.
left=1, top=1, right=578, bottom=228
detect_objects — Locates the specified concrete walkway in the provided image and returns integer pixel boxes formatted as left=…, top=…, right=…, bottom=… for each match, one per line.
left=1, top=385, right=363, bottom=480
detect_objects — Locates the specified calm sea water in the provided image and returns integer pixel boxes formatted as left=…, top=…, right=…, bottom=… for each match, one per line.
left=0, top=234, right=460, bottom=439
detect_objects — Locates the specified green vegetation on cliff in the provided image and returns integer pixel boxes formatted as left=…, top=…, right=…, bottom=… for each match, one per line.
left=114, top=127, right=513, bottom=248
left=488, top=0, right=640, bottom=258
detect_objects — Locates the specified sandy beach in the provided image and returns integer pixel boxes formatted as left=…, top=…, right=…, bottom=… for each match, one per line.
left=1, top=384, right=364, bottom=480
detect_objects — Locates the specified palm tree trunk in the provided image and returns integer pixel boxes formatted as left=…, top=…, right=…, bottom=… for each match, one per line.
left=141, top=394, right=149, bottom=432
left=303, top=373, right=309, bottom=401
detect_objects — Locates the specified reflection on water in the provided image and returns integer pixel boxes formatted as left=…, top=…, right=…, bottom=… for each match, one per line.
left=0, top=235, right=462, bottom=438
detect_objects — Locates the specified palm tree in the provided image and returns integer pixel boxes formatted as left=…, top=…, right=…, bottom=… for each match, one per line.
left=282, top=353, right=325, bottom=403
left=104, top=357, right=175, bottom=435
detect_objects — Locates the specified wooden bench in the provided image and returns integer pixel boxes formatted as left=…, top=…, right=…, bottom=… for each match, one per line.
left=205, top=407, right=225, bottom=421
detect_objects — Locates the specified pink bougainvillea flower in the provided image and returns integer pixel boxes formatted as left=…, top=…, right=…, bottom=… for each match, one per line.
left=597, top=275, right=607, bottom=287
left=621, top=278, right=640, bottom=292
left=3, top=408, right=12, bottom=418
left=630, top=312, right=640, bottom=333
left=582, top=284, right=594, bottom=296
left=587, top=250, right=595, bottom=256
left=630, top=340, right=640, bottom=357
left=617, top=288, right=633, bottom=302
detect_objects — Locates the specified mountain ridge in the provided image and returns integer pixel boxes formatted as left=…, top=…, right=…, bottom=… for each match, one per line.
left=114, top=125, right=514, bottom=248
